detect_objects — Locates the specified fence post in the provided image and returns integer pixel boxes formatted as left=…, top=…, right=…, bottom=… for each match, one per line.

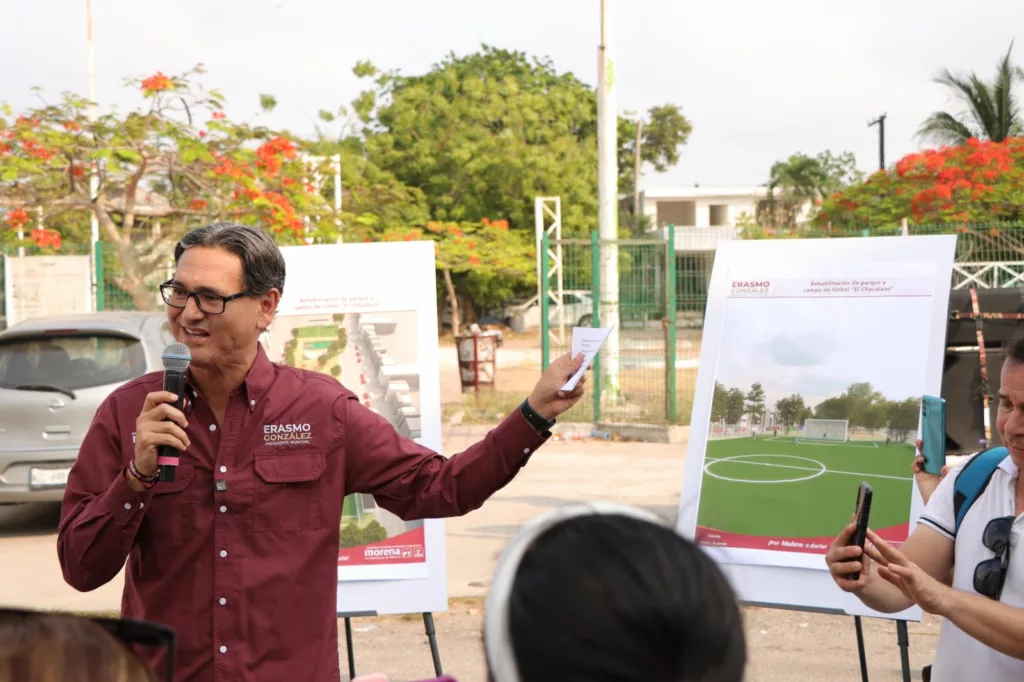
left=95, top=240, right=105, bottom=311
left=666, top=225, right=677, bottom=422
left=591, top=230, right=602, bottom=422
left=540, top=231, right=550, bottom=371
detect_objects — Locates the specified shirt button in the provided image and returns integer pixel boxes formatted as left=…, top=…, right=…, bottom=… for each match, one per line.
left=523, top=448, right=530, bottom=454
left=123, top=502, right=132, bottom=510
left=209, top=424, right=217, bottom=432
left=219, top=505, right=227, bottom=513
left=219, top=645, right=227, bottom=654
left=220, top=550, right=227, bottom=558
left=219, top=597, right=227, bottom=606
left=139, top=503, right=145, bottom=509
left=250, top=400, right=256, bottom=406
left=220, top=466, right=227, bottom=473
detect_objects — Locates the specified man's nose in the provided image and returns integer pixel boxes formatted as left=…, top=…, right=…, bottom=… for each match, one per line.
left=182, top=296, right=206, bottom=321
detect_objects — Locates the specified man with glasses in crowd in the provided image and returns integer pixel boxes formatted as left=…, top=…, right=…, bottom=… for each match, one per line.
left=58, top=222, right=587, bottom=682
left=825, top=339, right=1024, bottom=681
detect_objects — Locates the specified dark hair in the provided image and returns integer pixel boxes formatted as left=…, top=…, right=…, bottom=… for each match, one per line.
left=506, top=514, right=746, bottom=682
left=1005, top=333, right=1024, bottom=364
left=174, top=222, right=286, bottom=297
left=0, top=609, right=157, bottom=682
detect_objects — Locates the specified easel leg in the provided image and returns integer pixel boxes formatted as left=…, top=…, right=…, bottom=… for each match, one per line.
left=344, top=617, right=356, bottom=680
left=854, top=616, right=869, bottom=682
left=422, top=612, right=443, bottom=677
left=896, top=621, right=911, bottom=682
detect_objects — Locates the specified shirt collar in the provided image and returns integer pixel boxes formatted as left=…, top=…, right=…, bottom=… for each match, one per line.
left=999, top=454, right=1019, bottom=475
left=184, top=342, right=276, bottom=413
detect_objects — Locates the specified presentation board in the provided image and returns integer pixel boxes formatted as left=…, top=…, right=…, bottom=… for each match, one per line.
left=3, top=254, right=92, bottom=326
left=267, top=241, right=447, bottom=616
left=676, top=234, right=957, bottom=620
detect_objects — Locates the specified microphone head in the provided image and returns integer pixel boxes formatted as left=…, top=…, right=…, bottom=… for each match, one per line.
left=161, top=343, right=192, bottom=372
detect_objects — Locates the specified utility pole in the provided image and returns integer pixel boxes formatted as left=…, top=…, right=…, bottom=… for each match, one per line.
left=868, top=113, right=886, bottom=171
left=87, top=0, right=100, bottom=310
left=633, top=119, right=643, bottom=218
left=598, top=0, right=621, bottom=401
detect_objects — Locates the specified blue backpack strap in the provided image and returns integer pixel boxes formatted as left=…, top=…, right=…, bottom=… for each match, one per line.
left=952, top=446, right=1009, bottom=536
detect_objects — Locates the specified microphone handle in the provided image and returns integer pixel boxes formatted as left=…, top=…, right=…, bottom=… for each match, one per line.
left=157, top=369, right=188, bottom=483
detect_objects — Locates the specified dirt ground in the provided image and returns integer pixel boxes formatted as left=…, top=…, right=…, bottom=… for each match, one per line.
left=337, top=600, right=940, bottom=682
left=0, top=328, right=943, bottom=681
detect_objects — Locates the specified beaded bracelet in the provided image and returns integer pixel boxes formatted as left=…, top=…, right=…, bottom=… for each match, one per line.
left=127, top=459, right=159, bottom=488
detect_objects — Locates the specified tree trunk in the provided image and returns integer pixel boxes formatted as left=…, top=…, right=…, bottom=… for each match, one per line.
left=116, top=241, right=160, bottom=311
left=442, top=267, right=459, bottom=335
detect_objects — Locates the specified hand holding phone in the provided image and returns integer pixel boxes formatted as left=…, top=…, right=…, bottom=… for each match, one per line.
left=921, top=395, right=947, bottom=477
left=847, top=481, right=873, bottom=581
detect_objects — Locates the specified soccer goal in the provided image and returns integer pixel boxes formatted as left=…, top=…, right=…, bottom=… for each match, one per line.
left=802, top=419, right=849, bottom=442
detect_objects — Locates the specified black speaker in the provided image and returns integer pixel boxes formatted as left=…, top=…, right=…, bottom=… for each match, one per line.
left=947, top=288, right=1024, bottom=345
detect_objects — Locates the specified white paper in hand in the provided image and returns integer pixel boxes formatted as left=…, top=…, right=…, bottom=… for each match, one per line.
left=560, top=326, right=614, bottom=391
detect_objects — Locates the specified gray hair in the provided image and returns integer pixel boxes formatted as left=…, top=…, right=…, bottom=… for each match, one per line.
left=174, top=222, right=286, bottom=297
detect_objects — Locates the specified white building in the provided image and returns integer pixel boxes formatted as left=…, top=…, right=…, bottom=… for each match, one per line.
left=638, top=186, right=813, bottom=252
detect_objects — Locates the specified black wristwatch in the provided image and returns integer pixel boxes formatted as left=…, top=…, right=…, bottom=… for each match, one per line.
left=520, top=398, right=556, bottom=434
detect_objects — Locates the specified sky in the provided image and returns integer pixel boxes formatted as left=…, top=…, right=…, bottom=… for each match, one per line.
left=3, top=0, right=1024, bottom=190
left=712, top=296, right=933, bottom=409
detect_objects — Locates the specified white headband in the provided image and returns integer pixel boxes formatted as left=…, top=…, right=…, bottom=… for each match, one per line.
left=483, top=502, right=666, bottom=682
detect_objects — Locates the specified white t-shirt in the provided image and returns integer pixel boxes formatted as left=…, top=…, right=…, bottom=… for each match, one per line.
left=917, top=454, right=1024, bottom=681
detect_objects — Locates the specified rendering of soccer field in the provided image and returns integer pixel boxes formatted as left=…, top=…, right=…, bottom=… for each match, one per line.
left=696, top=434, right=915, bottom=541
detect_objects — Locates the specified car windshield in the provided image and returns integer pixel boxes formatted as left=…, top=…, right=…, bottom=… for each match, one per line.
left=0, top=334, right=146, bottom=391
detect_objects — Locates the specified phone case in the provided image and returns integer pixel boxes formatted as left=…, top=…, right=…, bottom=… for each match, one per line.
left=849, top=482, right=873, bottom=581
left=921, top=395, right=946, bottom=476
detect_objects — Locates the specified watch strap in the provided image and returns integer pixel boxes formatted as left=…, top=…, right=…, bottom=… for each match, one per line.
left=520, top=398, right=555, bottom=433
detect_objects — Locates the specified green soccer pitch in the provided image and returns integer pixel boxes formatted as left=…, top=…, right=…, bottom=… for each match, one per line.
left=695, top=435, right=916, bottom=538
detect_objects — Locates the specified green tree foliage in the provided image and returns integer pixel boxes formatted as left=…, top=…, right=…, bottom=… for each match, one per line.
left=918, top=42, right=1024, bottom=146
left=339, top=519, right=389, bottom=549
left=757, top=150, right=863, bottom=229
left=0, top=65, right=334, bottom=309
left=351, top=45, right=690, bottom=235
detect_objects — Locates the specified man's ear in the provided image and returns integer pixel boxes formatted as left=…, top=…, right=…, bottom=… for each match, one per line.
left=258, top=289, right=281, bottom=331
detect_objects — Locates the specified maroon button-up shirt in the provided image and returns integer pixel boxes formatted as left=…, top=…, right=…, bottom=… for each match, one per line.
left=57, top=344, right=548, bottom=681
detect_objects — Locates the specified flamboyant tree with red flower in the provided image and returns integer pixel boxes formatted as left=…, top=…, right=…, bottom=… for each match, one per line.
left=0, top=64, right=335, bottom=309
left=816, top=138, right=1024, bottom=229
left=347, top=217, right=532, bottom=332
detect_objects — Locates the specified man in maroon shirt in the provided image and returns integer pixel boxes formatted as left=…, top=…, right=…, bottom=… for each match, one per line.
left=57, top=222, right=586, bottom=682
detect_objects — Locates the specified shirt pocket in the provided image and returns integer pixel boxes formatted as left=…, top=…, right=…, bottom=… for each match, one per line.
left=253, top=450, right=326, bottom=532
left=147, top=458, right=197, bottom=544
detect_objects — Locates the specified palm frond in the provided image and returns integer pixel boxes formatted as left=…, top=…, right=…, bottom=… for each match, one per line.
left=916, top=111, right=977, bottom=146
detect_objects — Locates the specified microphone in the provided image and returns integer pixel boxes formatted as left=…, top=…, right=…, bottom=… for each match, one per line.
left=157, top=343, right=192, bottom=483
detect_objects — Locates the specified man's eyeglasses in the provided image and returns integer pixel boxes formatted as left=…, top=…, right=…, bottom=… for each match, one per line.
left=160, top=280, right=252, bottom=314
left=975, top=515, right=1015, bottom=600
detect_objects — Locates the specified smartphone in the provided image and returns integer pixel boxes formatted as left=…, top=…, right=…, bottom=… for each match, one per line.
left=848, top=482, right=873, bottom=580
left=921, top=395, right=947, bottom=476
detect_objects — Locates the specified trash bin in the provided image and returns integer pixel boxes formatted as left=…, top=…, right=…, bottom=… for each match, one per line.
left=456, top=329, right=499, bottom=391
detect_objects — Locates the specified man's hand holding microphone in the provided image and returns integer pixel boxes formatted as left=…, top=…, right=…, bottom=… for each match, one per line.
left=126, top=343, right=193, bottom=492
left=127, top=392, right=191, bottom=492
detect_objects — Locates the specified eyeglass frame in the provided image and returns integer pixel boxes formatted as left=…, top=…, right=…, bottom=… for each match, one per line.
left=0, top=608, right=176, bottom=682
left=159, top=279, right=255, bottom=315
left=974, top=515, right=1015, bottom=601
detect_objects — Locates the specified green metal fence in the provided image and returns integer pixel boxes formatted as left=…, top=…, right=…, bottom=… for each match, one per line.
left=540, top=227, right=691, bottom=427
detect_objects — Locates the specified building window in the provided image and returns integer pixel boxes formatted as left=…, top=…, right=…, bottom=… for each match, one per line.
left=709, top=204, right=729, bottom=226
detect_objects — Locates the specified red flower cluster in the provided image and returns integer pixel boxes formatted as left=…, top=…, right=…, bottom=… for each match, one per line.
left=255, top=137, right=297, bottom=177
left=819, top=137, right=1024, bottom=226
left=141, top=72, right=173, bottom=93
left=4, top=209, right=29, bottom=229
left=21, top=139, right=54, bottom=161
left=190, top=198, right=208, bottom=211
left=211, top=111, right=227, bottom=120
left=30, top=228, right=61, bottom=250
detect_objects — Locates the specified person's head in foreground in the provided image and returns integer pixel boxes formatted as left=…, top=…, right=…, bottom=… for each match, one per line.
left=0, top=608, right=158, bottom=682
left=484, top=502, right=747, bottom=682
